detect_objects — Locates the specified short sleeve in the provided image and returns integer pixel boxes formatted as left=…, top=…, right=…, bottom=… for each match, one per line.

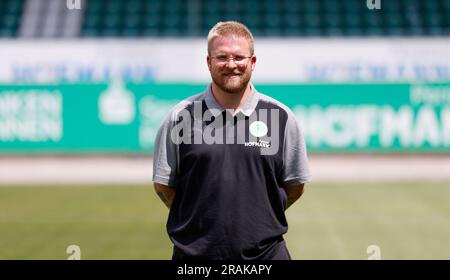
left=152, top=112, right=178, bottom=188
left=281, top=112, right=312, bottom=185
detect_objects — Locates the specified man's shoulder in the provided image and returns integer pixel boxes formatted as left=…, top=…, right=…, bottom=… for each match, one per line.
left=167, top=92, right=205, bottom=117
left=255, top=91, right=295, bottom=119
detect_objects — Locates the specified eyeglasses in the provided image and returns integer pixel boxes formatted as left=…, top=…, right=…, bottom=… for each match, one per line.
left=210, top=54, right=252, bottom=65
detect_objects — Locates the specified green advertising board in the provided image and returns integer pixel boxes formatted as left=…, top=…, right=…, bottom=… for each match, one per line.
left=0, top=82, right=449, bottom=154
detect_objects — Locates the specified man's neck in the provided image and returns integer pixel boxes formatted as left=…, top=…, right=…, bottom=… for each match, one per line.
left=211, top=83, right=252, bottom=111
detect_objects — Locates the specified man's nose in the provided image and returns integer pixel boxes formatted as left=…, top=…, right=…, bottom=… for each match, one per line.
left=225, top=59, right=237, bottom=68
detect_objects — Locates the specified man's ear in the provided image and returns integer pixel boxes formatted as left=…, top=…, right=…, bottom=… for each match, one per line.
left=251, top=55, right=257, bottom=71
left=207, top=55, right=212, bottom=71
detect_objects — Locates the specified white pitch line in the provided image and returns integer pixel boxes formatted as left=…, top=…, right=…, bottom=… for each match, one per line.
left=0, top=155, right=449, bottom=185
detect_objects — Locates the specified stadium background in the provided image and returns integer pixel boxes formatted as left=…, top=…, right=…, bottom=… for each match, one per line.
left=0, top=0, right=450, bottom=259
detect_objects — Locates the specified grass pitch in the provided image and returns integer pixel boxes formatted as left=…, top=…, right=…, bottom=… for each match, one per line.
left=0, top=182, right=449, bottom=259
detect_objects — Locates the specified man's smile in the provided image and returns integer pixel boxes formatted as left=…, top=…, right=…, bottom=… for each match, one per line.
left=223, top=73, right=241, bottom=77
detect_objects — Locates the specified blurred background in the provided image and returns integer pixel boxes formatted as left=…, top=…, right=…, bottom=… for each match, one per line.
left=0, top=0, right=450, bottom=259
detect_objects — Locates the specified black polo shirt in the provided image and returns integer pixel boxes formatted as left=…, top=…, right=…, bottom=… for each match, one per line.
left=153, top=84, right=311, bottom=260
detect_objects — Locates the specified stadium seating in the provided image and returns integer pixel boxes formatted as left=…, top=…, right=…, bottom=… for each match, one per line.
left=0, top=0, right=23, bottom=37
left=1, top=0, right=449, bottom=38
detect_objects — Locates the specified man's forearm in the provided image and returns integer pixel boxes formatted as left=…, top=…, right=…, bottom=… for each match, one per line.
left=284, top=183, right=305, bottom=209
left=154, top=183, right=176, bottom=209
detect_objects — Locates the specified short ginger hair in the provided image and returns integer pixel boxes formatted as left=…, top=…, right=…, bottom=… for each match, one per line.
left=207, top=21, right=255, bottom=55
